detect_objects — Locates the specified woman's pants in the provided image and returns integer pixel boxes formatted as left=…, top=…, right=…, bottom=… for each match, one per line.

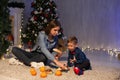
left=12, top=47, right=47, bottom=66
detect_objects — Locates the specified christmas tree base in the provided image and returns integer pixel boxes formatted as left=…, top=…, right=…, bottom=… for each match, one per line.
left=0, top=53, right=15, bottom=60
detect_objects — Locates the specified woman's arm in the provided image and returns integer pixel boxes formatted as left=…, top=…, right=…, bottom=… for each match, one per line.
left=53, top=48, right=62, bottom=60
left=53, top=59, right=68, bottom=70
left=38, top=32, right=55, bottom=61
left=31, top=35, right=39, bottom=51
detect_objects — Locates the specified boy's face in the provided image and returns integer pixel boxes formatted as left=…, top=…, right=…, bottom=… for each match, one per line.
left=67, top=42, right=77, bottom=52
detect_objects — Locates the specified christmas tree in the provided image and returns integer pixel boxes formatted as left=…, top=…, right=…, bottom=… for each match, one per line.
left=0, top=0, right=12, bottom=57
left=21, top=0, right=59, bottom=46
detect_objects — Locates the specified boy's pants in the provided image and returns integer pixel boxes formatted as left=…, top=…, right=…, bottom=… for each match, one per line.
left=74, top=60, right=91, bottom=70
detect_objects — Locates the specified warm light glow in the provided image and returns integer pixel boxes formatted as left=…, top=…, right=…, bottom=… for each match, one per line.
left=113, top=49, right=117, bottom=52
left=19, top=29, right=21, bottom=32
left=87, top=46, right=90, bottom=48
left=18, top=44, right=22, bottom=48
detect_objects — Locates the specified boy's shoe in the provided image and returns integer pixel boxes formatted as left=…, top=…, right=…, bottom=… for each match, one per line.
left=89, top=66, right=92, bottom=70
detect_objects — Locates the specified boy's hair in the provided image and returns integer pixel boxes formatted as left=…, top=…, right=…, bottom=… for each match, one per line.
left=67, top=36, right=78, bottom=44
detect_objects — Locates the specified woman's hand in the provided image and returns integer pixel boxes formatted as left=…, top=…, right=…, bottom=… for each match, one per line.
left=53, top=59, right=69, bottom=71
left=60, top=64, right=70, bottom=71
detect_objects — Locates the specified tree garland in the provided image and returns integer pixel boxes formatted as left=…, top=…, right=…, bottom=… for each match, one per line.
left=8, top=2, right=25, bottom=8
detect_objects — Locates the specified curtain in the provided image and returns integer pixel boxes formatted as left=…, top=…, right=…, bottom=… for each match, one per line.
left=55, top=0, right=120, bottom=50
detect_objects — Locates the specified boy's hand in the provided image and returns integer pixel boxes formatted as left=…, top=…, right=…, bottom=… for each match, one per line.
left=73, top=56, right=76, bottom=62
left=70, top=59, right=75, bottom=63
left=70, top=58, right=76, bottom=63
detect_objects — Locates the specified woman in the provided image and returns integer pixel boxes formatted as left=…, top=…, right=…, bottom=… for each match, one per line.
left=12, top=20, right=68, bottom=70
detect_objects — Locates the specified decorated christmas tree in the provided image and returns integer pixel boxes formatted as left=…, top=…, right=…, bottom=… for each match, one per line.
left=21, top=0, right=59, bottom=47
left=0, top=0, right=12, bottom=57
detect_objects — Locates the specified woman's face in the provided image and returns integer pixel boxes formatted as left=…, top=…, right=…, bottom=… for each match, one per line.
left=50, top=26, right=60, bottom=36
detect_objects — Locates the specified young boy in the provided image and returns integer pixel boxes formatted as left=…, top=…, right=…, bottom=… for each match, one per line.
left=67, top=36, right=92, bottom=71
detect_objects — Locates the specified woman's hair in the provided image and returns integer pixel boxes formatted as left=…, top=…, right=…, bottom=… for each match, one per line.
left=67, top=36, right=78, bottom=44
left=43, top=20, right=61, bottom=35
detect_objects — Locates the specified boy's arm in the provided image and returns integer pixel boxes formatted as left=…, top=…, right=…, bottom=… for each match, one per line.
left=76, top=51, right=86, bottom=64
left=67, top=50, right=73, bottom=67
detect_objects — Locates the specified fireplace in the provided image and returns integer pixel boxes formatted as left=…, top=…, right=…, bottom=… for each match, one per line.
left=9, top=8, right=24, bottom=46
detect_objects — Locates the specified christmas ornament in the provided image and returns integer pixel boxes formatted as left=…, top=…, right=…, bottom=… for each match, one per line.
left=34, top=11, right=38, bottom=14
left=45, top=14, right=48, bottom=18
left=73, top=67, right=83, bottom=75
left=30, top=17, right=34, bottom=21
left=34, top=16, right=37, bottom=21
left=7, top=34, right=14, bottom=41
left=28, top=41, right=32, bottom=46
left=22, top=34, right=26, bottom=37
left=28, top=41, right=32, bottom=51
left=31, top=11, right=34, bottom=15
left=31, top=2, right=35, bottom=7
